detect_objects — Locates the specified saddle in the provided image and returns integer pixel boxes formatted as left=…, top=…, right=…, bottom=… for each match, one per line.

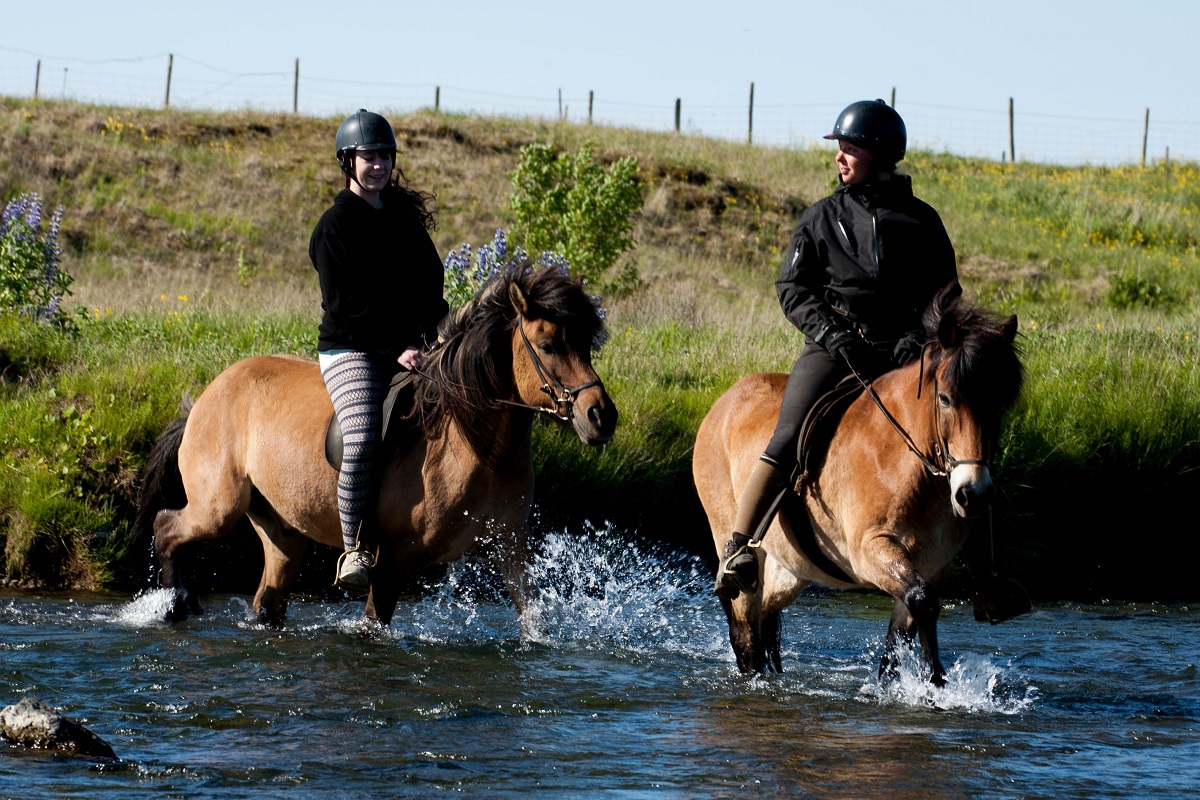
left=324, top=370, right=422, bottom=471
left=791, top=376, right=864, bottom=493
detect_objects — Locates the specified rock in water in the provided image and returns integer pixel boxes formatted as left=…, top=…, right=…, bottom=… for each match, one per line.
left=0, top=697, right=117, bottom=760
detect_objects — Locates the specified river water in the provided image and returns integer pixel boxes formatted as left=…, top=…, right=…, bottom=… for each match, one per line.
left=2, top=528, right=1198, bottom=799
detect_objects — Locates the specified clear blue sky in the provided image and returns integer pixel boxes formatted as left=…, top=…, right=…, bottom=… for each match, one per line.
left=2, top=0, right=1197, bottom=164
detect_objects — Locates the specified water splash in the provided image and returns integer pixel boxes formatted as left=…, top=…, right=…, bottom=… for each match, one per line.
left=523, top=523, right=727, bottom=659
left=110, top=589, right=179, bottom=627
left=860, top=639, right=1037, bottom=714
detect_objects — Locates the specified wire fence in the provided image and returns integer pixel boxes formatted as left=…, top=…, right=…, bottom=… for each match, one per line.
left=2, top=46, right=1198, bottom=167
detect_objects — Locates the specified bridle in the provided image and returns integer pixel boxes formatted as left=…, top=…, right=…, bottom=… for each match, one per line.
left=498, top=314, right=602, bottom=422
left=849, top=347, right=990, bottom=480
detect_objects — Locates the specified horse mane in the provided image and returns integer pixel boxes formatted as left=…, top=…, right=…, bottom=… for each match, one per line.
left=922, top=284, right=1023, bottom=414
left=414, top=261, right=606, bottom=469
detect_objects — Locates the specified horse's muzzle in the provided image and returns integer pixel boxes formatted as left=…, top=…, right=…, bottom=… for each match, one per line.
left=950, top=463, right=993, bottom=518
left=573, top=388, right=618, bottom=446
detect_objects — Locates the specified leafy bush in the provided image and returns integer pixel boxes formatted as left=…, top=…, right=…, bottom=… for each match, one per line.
left=508, top=143, right=643, bottom=295
left=0, top=194, right=74, bottom=326
left=443, top=229, right=607, bottom=347
left=1105, top=272, right=1179, bottom=310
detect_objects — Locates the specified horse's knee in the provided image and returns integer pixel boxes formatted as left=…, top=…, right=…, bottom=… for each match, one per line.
left=903, top=580, right=941, bottom=625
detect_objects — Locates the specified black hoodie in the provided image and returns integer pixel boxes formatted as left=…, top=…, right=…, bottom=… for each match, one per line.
left=309, top=187, right=449, bottom=357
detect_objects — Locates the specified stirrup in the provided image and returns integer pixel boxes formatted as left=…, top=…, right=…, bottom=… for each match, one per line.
left=715, top=544, right=760, bottom=596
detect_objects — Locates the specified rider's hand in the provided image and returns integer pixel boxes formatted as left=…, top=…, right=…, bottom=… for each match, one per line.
left=822, top=328, right=861, bottom=367
left=893, top=332, right=925, bottom=366
left=397, top=346, right=425, bottom=371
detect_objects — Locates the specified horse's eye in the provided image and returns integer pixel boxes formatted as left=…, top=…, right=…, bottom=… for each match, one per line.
left=938, top=392, right=952, bottom=408
left=538, top=342, right=554, bottom=355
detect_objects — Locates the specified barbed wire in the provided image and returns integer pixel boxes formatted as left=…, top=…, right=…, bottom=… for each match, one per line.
left=1, top=48, right=1196, bottom=166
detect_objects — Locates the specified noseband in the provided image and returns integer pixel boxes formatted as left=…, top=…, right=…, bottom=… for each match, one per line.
left=500, top=314, right=602, bottom=422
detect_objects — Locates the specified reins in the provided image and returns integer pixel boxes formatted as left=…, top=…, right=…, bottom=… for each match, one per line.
left=414, top=314, right=599, bottom=424
left=847, top=345, right=989, bottom=480
left=499, top=314, right=601, bottom=422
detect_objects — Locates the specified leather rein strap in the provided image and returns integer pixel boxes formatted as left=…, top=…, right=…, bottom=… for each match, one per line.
left=848, top=346, right=989, bottom=480
left=497, top=314, right=601, bottom=422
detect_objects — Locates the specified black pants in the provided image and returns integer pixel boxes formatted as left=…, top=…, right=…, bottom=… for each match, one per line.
left=762, top=342, right=849, bottom=466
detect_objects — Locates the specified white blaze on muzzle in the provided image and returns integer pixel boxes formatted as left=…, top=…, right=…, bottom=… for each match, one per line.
left=949, top=462, right=992, bottom=518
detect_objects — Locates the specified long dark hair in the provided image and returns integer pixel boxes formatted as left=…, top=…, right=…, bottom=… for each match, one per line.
left=343, top=161, right=437, bottom=231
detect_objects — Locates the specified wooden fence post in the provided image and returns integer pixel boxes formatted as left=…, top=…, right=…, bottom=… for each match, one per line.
left=293, top=58, right=299, bottom=113
left=588, top=90, right=593, bottom=125
left=164, top=53, right=173, bottom=109
left=890, top=86, right=896, bottom=107
left=435, top=86, right=440, bottom=112
left=1008, top=97, right=1015, bottom=163
left=1141, top=107, right=1150, bottom=167
left=34, top=60, right=40, bottom=99
left=748, top=82, right=754, bottom=144
left=674, top=98, right=681, bottom=133
left=558, top=88, right=562, bottom=120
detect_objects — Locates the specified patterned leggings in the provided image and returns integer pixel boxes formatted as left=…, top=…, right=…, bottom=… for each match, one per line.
left=319, top=350, right=392, bottom=552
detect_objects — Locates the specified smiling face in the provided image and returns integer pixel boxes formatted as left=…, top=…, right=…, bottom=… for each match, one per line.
left=348, top=148, right=394, bottom=204
left=835, top=140, right=873, bottom=185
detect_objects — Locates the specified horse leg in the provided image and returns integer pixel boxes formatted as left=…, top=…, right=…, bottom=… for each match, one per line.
left=761, top=608, right=784, bottom=674
left=880, top=598, right=918, bottom=684
left=364, top=540, right=400, bottom=627
left=861, top=535, right=946, bottom=685
left=153, top=481, right=250, bottom=621
left=490, top=523, right=542, bottom=640
left=246, top=509, right=307, bottom=627
left=720, top=592, right=770, bottom=674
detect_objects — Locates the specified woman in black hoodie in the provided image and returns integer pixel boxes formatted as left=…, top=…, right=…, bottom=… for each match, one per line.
left=309, top=109, right=448, bottom=591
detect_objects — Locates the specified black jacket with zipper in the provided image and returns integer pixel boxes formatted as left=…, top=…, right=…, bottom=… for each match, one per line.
left=776, top=172, right=958, bottom=348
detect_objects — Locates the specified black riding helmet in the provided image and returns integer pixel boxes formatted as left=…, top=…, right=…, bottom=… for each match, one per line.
left=335, top=109, right=398, bottom=177
left=823, top=99, right=907, bottom=167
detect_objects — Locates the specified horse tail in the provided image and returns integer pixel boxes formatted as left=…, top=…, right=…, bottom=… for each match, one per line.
left=135, top=399, right=192, bottom=540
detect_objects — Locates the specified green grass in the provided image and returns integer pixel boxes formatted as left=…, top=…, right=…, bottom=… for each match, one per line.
left=1, top=98, right=1199, bottom=599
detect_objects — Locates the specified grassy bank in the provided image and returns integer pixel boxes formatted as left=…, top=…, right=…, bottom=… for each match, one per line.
left=2, top=98, right=1198, bottom=600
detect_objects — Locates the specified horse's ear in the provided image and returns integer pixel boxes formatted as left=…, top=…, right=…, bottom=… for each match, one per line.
left=1001, top=314, right=1018, bottom=343
left=508, top=280, right=529, bottom=316
left=937, top=306, right=961, bottom=349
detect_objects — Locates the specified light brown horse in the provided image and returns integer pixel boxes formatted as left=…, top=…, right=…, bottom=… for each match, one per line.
left=137, top=263, right=617, bottom=628
left=693, top=288, right=1021, bottom=682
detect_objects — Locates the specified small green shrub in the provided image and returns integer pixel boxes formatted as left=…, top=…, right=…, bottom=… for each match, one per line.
left=508, top=143, right=643, bottom=294
left=1105, top=273, right=1179, bottom=310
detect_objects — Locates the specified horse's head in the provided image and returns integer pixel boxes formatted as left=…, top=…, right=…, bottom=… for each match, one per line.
left=505, top=267, right=618, bottom=446
left=419, top=263, right=617, bottom=466
left=922, top=285, right=1023, bottom=518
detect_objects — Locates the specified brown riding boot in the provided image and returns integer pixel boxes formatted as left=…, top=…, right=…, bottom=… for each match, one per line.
left=715, top=460, right=785, bottom=596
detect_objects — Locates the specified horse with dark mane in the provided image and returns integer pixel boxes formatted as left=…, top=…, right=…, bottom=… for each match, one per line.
left=693, top=287, right=1022, bottom=681
left=138, top=263, right=617, bottom=629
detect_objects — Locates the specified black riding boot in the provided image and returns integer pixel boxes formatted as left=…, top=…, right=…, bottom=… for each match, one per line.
left=961, top=510, right=1032, bottom=624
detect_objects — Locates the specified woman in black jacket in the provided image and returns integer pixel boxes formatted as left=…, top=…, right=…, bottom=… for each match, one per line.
left=310, top=109, right=449, bottom=591
left=716, top=100, right=1029, bottom=623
